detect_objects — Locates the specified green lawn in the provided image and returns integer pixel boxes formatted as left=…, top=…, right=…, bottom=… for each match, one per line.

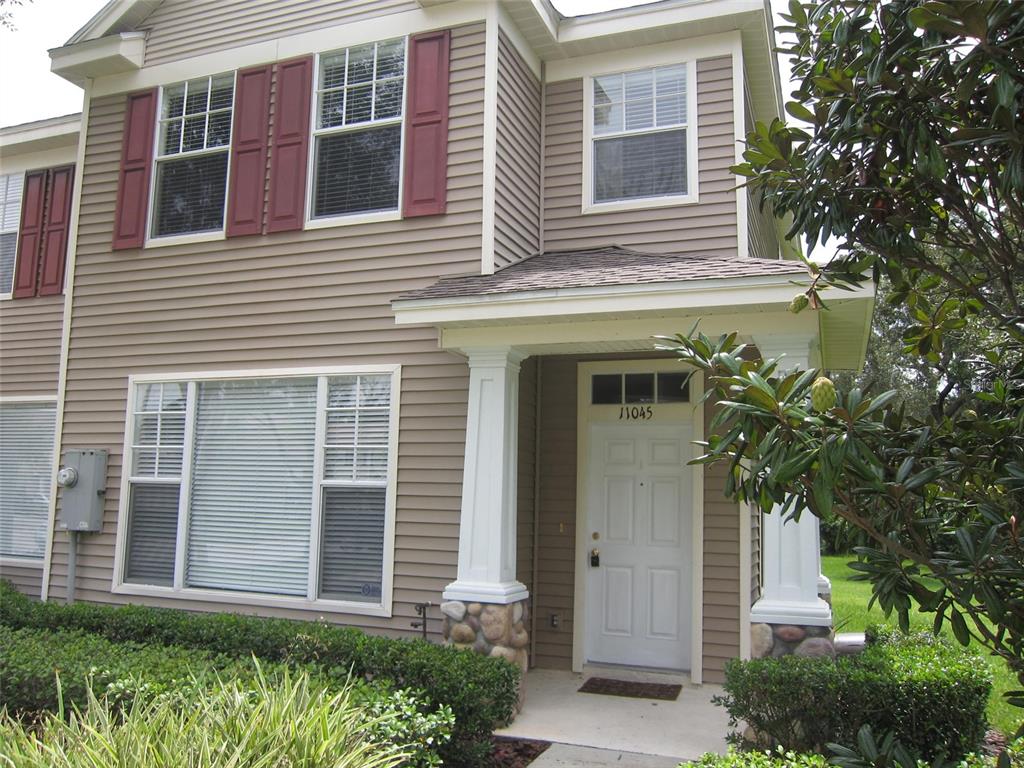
left=823, top=554, right=1020, bottom=738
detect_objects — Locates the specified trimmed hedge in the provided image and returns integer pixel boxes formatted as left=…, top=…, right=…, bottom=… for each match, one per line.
left=716, top=629, right=992, bottom=762
left=0, top=582, right=516, bottom=767
left=679, top=744, right=1021, bottom=768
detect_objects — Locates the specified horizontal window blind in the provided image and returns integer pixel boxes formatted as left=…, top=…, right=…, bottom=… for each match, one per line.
left=186, top=378, right=316, bottom=596
left=124, top=483, right=179, bottom=586
left=594, top=128, right=686, bottom=203
left=0, top=402, right=56, bottom=559
left=313, top=125, right=401, bottom=217
left=153, top=153, right=230, bottom=237
left=320, top=486, right=386, bottom=602
left=0, top=173, right=23, bottom=294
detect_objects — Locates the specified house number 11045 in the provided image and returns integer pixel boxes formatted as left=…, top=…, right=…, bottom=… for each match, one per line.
left=619, top=405, right=653, bottom=420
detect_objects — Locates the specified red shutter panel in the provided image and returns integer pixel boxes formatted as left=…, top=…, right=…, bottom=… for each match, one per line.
left=266, top=56, right=313, bottom=233
left=12, top=170, right=46, bottom=298
left=112, top=88, right=158, bottom=250
left=38, top=165, right=75, bottom=296
left=402, top=30, right=451, bottom=218
left=226, top=65, right=272, bottom=237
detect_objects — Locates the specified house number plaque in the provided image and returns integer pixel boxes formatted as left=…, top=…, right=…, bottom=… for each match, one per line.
left=619, top=405, right=653, bottom=420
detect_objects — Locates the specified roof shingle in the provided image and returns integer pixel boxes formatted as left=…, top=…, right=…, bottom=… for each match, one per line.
left=397, top=246, right=809, bottom=302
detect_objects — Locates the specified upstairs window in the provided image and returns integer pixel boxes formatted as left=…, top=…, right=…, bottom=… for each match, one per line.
left=588, top=63, right=694, bottom=209
left=0, top=173, right=22, bottom=297
left=153, top=73, right=235, bottom=238
left=311, top=39, right=406, bottom=220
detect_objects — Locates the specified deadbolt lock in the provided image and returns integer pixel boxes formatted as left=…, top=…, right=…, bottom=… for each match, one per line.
left=590, top=548, right=600, bottom=567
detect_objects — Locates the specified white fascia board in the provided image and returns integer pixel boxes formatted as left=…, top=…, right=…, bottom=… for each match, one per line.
left=49, top=32, right=146, bottom=87
left=393, top=273, right=813, bottom=325
left=556, top=0, right=762, bottom=44
left=0, top=115, right=80, bottom=161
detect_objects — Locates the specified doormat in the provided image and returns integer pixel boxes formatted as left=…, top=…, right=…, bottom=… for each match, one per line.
left=577, top=677, right=682, bottom=701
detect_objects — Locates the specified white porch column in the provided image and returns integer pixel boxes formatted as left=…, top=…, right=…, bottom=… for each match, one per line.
left=443, top=346, right=529, bottom=604
left=749, top=335, right=832, bottom=627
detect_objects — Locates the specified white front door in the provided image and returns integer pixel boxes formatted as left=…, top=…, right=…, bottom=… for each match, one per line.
left=585, top=422, right=692, bottom=670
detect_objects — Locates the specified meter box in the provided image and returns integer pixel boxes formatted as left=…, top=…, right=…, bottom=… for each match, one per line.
left=56, top=449, right=108, bottom=532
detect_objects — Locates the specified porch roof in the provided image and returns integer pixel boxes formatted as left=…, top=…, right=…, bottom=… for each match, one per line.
left=398, top=246, right=809, bottom=301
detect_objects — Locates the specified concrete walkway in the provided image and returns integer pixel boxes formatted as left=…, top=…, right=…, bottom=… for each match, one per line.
left=497, top=668, right=730, bottom=763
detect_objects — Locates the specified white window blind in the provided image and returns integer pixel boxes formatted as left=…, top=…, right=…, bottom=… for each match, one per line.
left=312, top=39, right=405, bottom=219
left=0, top=173, right=24, bottom=295
left=0, top=402, right=56, bottom=559
left=124, top=382, right=186, bottom=586
left=186, top=378, right=317, bottom=596
left=592, top=64, right=689, bottom=204
left=153, top=73, right=234, bottom=238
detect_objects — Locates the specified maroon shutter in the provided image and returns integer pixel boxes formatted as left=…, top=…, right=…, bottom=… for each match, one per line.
left=112, top=88, right=158, bottom=250
left=38, top=165, right=75, bottom=296
left=402, top=30, right=451, bottom=218
left=266, top=56, right=313, bottom=233
left=226, top=65, right=272, bottom=237
left=12, top=170, right=46, bottom=298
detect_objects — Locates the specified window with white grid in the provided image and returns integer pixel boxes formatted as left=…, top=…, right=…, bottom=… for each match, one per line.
left=590, top=63, right=691, bottom=205
left=0, top=173, right=24, bottom=296
left=152, top=73, right=235, bottom=238
left=311, top=39, right=406, bottom=220
left=119, top=370, right=398, bottom=612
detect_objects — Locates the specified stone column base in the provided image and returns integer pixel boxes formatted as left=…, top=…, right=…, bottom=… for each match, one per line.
left=440, top=598, right=529, bottom=711
left=751, top=622, right=835, bottom=658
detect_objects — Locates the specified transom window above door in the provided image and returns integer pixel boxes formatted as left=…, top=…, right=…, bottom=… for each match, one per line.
left=591, top=371, right=690, bottom=405
left=586, top=62, right=696, bottom=211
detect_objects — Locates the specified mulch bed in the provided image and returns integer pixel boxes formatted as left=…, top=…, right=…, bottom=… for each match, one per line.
left=490, top=736, right=551, bottom=767
left=578, top=676, right=682, bottom=701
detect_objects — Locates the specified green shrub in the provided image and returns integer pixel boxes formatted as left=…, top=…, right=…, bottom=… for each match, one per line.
left=0, top=668, right=409, bottom=768
left=681, top=746, right=829, bottom=767
left=716, top=629, right=991, bottom=762
left=0, top=581, right=517, bottom=767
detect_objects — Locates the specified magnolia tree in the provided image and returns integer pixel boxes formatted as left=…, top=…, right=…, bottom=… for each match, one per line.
left=659, top=0, right=1024, bottom=731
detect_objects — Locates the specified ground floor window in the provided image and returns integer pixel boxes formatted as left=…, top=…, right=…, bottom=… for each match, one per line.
left=119, top=369, right=399, bottom=612
left=0, top=400, right=56, bottom=560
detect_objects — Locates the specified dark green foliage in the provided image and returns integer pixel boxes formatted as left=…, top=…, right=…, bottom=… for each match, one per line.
left=717, top=631, right=992, bottom=761
left=0, top=582, right=517, bottom=767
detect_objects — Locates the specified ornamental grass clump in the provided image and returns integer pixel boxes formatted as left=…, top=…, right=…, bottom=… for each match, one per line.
left=0, top=667, right=410, bottom=768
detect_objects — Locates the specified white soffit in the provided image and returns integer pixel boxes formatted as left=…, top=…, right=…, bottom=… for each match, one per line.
left=0, top=114, right=81, bottom=158
left=50, top=32, right=146, bottom=86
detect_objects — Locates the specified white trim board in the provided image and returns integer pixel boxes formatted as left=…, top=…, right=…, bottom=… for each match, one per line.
left=571, top=359, right=704, bottom=683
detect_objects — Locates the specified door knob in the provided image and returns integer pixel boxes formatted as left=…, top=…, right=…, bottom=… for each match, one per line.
left=590, top=548, right=600, bottom=567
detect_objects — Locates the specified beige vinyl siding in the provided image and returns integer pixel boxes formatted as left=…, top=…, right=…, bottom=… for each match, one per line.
left=543, top=56, right=738, bottom=255
left=532, top=356, right=578, bottom=668
left=0, top=563, right=42, bottom=598
left=517, top=356, right=538, bottom=597
left=46, top=25, right=486, bottom=637
left=494, top=30, right=541, bottom=269
left=531, top=355, right=740, bottom=679
left=747, top=192, right=779, bottom=260
left=702, top=401, right=741, bottom=683
left=751, top=506, right=761, bottom=604
left=0, top=295, right=64, bottom=397
left=138, top=0, right=420, bottom=67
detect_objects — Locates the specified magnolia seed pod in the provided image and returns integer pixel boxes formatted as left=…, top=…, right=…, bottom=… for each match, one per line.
left=811, top=376, right=837, bottom=413
left=789, top=293, right=810, bottom=314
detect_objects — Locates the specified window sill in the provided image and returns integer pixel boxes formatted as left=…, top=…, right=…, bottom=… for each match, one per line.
left=112, top=581, right=393, bottom=618
left=145, top=230, right=227, bottom=249
left=582, top=192, right=699, bottom=215
left=305, top=209, right=401, bottom=230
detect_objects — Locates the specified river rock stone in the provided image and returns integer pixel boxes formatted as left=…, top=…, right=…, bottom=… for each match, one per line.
left=509, top=623, right=529, bottom=649
left=481, top=604, right=512, bottom=643
left=774, top=625, right=807, bottom=643
left=489, top=645, right=517, bottom=663
left=795, top=637, right=835, bottom=657
left=512, top=601, right=523, bottom=624
left=450, top=622, right=476, bottom=644
left=440, top=601, right=466, bottom=622
left=751, top=623, right=774, bottom=658
left=467, top=602, right=482, bottom=616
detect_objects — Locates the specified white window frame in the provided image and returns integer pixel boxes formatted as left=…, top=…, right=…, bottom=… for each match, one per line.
left=0, top=172, right=24, bottom=300
left=582, top=59, right=698, bottom=215
left=305, top=38, right=408, bottom=230
left=0, top=395, right=58, bottom=566
left=146, top=72, right=237, bottom=248
left=111, top=365, right=401, bottom=617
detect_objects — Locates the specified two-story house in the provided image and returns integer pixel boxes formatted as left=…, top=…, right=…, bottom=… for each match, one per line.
left=0, top=0, right=873, bottom=689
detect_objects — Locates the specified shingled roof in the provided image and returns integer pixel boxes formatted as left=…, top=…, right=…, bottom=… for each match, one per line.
left=397, top=246, right=810, bottom=302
